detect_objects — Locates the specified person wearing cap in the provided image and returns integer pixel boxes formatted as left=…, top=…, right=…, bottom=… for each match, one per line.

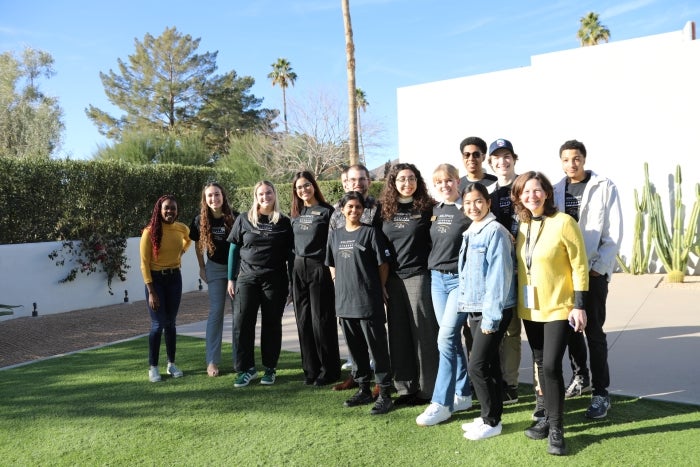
left=457, top=136, right=497, bottom=195
left=487, top=138, right=522, bottom=408
left=553, top=139, right=622, bottom=419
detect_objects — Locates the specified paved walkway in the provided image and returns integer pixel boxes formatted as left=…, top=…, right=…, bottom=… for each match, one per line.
left=179, top=273, right=700, bottom=406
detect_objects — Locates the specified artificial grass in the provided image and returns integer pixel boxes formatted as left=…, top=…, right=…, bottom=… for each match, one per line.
left=1, top=336, right=698, bottom=466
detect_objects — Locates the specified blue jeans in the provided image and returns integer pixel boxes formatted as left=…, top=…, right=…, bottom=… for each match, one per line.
left=430, top=270, right=471, bottom=409
left=146, top=270, right=183, bottom=366
left=205, top=260, right=230, bottom=366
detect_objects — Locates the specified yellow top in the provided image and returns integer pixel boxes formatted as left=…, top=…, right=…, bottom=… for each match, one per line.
left=139, top=221, right=192, bottom=284
left=516, top=211, right=588, bottom=322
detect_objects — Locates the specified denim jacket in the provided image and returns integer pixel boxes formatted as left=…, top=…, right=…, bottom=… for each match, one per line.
left=457, top=212, right=517, bottom=332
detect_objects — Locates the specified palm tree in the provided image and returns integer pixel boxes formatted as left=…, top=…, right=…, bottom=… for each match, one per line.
left=355, top=88, right=368, bottom=163
left=577, top=12, right=611, bottom=46
left=342, top=0, right=359, bottom=166
left=268, top=58, right=297, bottom=132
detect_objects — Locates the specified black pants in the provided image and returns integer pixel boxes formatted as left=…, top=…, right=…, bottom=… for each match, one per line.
left=468, top=308, right=513, bottom=427
left=292, top=256, right=340, bottom=381
left=567, top=274, right=610, bottom=395
left=233, top=270, right=287, bottom=372
left=523, top=319, right=570, bottom=429
left=340, top=315, right=392, bottom=388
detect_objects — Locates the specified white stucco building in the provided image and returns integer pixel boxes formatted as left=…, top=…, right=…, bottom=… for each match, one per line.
left=397, top=21, right=699, bottom=274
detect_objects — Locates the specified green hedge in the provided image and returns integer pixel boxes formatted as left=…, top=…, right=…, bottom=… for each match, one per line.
left=0, top=158, right=386, bottom=244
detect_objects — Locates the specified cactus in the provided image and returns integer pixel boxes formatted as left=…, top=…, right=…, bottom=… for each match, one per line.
left=616, top=163, right=653, bottom=274
left=648, top=164, right=700, bottom=283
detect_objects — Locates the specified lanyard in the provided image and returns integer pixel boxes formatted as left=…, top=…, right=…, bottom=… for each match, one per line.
left=525, top=218, right=545, bottom=279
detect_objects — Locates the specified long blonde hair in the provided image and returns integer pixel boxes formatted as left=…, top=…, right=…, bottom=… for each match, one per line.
left=248, top=180, right=282, bottom=226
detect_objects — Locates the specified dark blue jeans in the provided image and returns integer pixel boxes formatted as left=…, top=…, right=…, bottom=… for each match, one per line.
left=146, top=270, right=182, bottom=366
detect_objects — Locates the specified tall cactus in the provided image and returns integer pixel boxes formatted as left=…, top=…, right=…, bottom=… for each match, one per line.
left=648, top=165, right=700, bottom=283
left=617, top=163, right=653, bottom=274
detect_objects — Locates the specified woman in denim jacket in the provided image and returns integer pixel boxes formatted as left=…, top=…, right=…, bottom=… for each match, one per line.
left=458, top=182, right=517, bottom=441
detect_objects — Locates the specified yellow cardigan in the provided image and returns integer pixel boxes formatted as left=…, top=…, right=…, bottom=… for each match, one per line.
left=140, top=222, right=192, bottom=284
left=516, top=211, right=588, bottom=322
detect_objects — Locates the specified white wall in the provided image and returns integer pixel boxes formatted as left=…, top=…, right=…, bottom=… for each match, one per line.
left=0, top=237, right=202, bottom=321
left=397, top=22, right=700, bottom=274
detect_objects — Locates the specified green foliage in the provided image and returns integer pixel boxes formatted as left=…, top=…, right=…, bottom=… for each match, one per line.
left=95, top=129, right=213, bottom=165
left=617, top=163, right=653, bottom=274
left=577, top=11, right=611, bottom=46
left=268, top=58, right=297, bottom=132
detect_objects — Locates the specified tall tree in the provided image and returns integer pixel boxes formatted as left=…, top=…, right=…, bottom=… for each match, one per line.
left=577, top=12, right=611, bottom=46
left=267, top=58, right=297, bottom=133
left=355, top=88, right=368, bottom=163
left=341, top=0, right=359, bottom=166
left=0, top=47, right=63, bottom=159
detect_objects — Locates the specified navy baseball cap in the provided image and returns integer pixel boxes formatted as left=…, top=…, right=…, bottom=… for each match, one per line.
left=489, top=138, right=514, bottom=155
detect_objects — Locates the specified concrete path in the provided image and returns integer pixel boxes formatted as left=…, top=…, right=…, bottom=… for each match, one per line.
left=178, top=273, right=700, bottom=406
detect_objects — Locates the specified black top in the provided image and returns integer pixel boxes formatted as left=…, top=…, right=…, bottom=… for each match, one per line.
left=291, top=201, right=334, bottom=260
left=428, top=202, right=471, bottom=272
left=227, top=213, right=294, bottom=276
left=189, top=215, right=230, bottom=265
left=329, top=196, right=382, bottom=230
left=381, top=201, right=432, bottom=279
left=326, top=225, right=391, bottom=319
left=459, top=173, right=497, bottom=195
left=564, top=171, right=591, bottom=221
left=490, top=181, right=519, bottom=237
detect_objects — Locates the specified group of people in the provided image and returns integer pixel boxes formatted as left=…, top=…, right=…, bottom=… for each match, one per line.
left=138, top=137, right=622, bottom=456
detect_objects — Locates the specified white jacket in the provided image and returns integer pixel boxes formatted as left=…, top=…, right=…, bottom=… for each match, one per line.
left=553, top=170, right=623, bottom=281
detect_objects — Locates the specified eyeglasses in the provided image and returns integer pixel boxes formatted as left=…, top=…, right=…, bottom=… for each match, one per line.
left=295, top=183, right=312, bottom=191
left=463, top=151, right=482, bottom=159
left=348, top=177, right=368, bottom=184
left=396, top=176, right=417, bottom=184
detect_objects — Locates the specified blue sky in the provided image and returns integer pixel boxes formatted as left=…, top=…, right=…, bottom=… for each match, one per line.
left=2, top=0, right=698, bottom=170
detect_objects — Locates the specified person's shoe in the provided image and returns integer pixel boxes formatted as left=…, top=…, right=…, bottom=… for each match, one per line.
left=166, top=363, right=183, bottom=378
left=453, top=394, right=473, bottom=413
left=314, top=377, right=333, bottom=387
left=260, top=367, right=276, bottom=385
left=532, top=393, right=546, bottom=421
left=547, top=427, right=567, bottom=456
left=565, top=375, right=592, bottom=398
left=370, top=393, right=393, bottom=415
left=233, top=367, right=258, bottom=388
left=332, top=376, right=358, bottom=391
left=416, top=402, right=451, bottom=426
left=304, top=376, right=316, bottom=385
left=344, top=389, right=374, bottom=407
left=461, top=417, right=484, bottom=432
left=341, top=358, right=353, bottom=370
left=524, top=418, right=550, bottom=440
left=149, top=366, right=161, bottom=383
left=585, top=394, right=611, bottom=419
left=502, top=385, right=519, bottom=405
left=464, top=421, right=502, bottom=440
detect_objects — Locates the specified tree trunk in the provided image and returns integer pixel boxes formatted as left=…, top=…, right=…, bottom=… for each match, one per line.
left=342, top=0, right=359, bottom=166
left=282, top=86, right=289, bottom=133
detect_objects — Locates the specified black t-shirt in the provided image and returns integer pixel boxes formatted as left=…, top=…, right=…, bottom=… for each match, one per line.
left=189, top=214, right=231, bottom=265
left=291, top=202, right=334, bottom=260
left=227, top=213, right=294, bottom=276
left=381, top=201, right=432, bottom=279
left=329, top=196, right=382, bottom=230
left=325, top=225, right=391, bottom=319
left=490, top=182, right=519, bottom=238
left=458, top=173, right=497, bottom=195
left=428, top=202, right=471, bottom=272
left=564, top=171, right=591, bottom=222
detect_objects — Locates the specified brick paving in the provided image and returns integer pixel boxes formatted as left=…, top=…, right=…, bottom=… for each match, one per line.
left=0, top=291, right=210, bottom=368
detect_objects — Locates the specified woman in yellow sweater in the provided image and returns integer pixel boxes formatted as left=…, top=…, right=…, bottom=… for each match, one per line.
left=511, top=172, right=588, bottom=456
left=140, top=195, right=192, bottom=383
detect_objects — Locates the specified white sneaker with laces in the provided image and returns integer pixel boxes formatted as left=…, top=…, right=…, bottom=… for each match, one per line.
left=453, top=394, right=472, bottom=412
left=166, top=363, right=183, bottom=378
left=461, top=417, right=484, bottom=432
left=464, top=421, right=502, bottom=440
left=341, top=358, right=353, bottom=370
left=149, top=366, right=161, bottom=383
left=416, top=403, right=451, bottom=426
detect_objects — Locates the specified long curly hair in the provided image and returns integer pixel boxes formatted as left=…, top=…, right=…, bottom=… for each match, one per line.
left=144, top=194, right=178, bottom=260
left=198, top=182, right=236, bottom=256
left=380, top=163, right=435, bottom=220
left=290, top=171, right=327, bottom=218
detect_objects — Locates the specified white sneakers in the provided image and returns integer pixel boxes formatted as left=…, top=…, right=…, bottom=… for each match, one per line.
left=462, top=418, right=502, bottom=440
left=149, top=366, right=161, bottom=383
left=416, top=403, right=452, bottom=426
left=166, top=363, right=183, bottom=378
left=453, top=394, right=472, bottom=412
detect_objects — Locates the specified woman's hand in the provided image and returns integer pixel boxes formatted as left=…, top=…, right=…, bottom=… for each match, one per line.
left=227, top=280, right=236, bottom=298
left=568, top=308, right=587, bottom=333
left=199, top=266, right=207, bottom=284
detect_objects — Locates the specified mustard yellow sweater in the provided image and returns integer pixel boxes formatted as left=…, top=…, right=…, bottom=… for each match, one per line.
left=140, top=222, right=192, bottom=284
left=516, top=211, right=588, bottom=322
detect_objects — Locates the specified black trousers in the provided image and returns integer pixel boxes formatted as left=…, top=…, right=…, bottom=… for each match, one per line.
left=566, top=274, right=610, bottom=396
left=292, top=256, right=340, bottom=381
left=468, top=308, right=513, bottom=427
left=340, top=315, right=392, bottom=388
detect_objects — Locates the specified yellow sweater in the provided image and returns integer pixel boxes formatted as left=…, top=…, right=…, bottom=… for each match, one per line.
left=516, top=211, right=588, bottom=322
left=140, top=222, right=192, bottom=284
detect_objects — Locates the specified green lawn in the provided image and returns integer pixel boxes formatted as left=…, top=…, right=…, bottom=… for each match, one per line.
left=1, top=336, right=698, bottom=466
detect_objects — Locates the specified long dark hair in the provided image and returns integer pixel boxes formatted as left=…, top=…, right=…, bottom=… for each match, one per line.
left=510, top=171, right=558, bottom=223
left=379, top=162, right=435, bottom=220
left=144, top=194, right=178, bottom=259
left=290, top=171, right=327, bottom=218
left=198, top=182, right=236, bottom=256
